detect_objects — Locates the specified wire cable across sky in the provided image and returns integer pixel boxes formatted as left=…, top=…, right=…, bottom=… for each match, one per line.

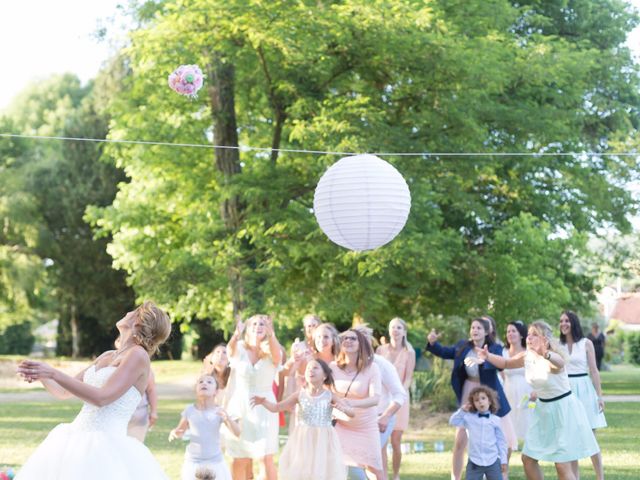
left=1, top=132, right=639, bottom=158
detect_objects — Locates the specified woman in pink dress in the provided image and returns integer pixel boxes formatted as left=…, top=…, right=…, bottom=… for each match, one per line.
left=376, top=317, right=415, bottom=480
left=330, top=328, right=383, bottom=480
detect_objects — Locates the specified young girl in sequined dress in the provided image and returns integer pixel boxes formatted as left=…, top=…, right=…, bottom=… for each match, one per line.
left=251, top=358, right=353, bottom=480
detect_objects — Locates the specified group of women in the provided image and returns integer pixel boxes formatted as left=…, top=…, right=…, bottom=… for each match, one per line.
left=13, top=301, right=606, bottom=480
left=203, top=314, right=416, bottom=480
left=426, top=312, right=606, bottom=480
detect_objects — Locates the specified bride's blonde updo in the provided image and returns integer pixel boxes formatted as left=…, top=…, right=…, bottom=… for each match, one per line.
left=133, top=301, right=171, bottom=355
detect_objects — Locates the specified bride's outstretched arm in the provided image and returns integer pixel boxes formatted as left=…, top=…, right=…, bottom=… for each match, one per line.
left=18, top=347, right=149, bottom=407
left=36, top=352, right=113, bottom=399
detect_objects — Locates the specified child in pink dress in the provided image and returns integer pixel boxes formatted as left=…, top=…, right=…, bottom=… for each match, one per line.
left=251, top=359, right=353, bottom=480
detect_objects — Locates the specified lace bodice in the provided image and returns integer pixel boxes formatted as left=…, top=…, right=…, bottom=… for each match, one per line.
left=70, top=365, right=142, bottom=435
left=295, top=389, right=333, bottom=427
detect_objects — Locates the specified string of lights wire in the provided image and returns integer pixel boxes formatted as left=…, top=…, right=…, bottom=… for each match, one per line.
left=1, top=133, right=638, bottom=157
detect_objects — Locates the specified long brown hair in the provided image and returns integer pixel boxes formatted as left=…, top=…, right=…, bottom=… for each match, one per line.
left=204, top=343, right=231, bottom=389
left=312, top=358, right=335, bottom=387
left=336, top=329, right=374, bottom=372
left=455, top=317, right=492, bottom=358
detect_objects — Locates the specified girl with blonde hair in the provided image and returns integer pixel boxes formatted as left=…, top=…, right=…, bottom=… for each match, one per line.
left=224, top=314, right=283, bottom=480
left=376, top=317, right=416, bottom=480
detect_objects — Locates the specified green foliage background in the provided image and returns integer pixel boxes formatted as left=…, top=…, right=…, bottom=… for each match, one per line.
left=2, top=0, right=640, bottom=349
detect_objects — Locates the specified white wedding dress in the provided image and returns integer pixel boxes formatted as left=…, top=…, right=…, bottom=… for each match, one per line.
left=16, top=365, right=168, bottom=480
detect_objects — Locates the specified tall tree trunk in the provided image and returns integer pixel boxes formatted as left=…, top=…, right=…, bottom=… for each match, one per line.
left=207, top=55, right=245, bottom=320
left=70, top=303, right=79, bottom=358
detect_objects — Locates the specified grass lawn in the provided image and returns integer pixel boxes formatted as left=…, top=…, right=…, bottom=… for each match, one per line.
left=1, top=360, right=638, bottom=478
left=600, top=364, right=640, bottom=395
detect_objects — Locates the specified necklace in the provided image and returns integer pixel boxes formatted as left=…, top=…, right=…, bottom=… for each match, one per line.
left=114, top=343, right=135, bottom=358
left=308, top=385, right=323, bottom=396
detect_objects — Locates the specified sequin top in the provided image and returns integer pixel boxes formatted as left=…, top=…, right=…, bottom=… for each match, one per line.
left=295, top=389, right=333, bottom=427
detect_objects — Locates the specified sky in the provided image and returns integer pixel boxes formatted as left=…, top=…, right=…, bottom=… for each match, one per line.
left=1, top=1, right=640, bottom=111
left=0, top=0, right=126, bottom=111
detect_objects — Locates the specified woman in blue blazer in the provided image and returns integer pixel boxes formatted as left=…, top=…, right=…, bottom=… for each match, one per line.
left=426, top=317, right=511, bottom=480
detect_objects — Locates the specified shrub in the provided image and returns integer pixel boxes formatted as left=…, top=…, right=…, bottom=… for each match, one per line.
left=605, top=328, right=627, bottom=364
left=0, top=322, right=35, bottom=354
left=627, top=331, right=640, bottom=366
left=411, top=357, right=457, bottom=411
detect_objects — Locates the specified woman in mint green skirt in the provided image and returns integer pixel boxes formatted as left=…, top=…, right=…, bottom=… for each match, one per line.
left=474, top=321, right=599, bottom=480
left=559, top=311, right=606, bottom=480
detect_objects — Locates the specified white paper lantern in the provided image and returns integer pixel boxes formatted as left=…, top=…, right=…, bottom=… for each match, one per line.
left=313, top=154, right=411, bottom=251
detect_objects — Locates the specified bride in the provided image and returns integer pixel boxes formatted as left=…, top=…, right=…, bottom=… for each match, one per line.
left=15, top=301, right=172, bottom=480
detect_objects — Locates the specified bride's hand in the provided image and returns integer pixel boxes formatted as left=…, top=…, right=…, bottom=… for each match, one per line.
left=17, top=360, right=56, bottom=382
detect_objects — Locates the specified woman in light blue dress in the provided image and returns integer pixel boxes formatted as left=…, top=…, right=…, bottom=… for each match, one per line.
left=559, top=311, right=606, bottom=480
left=475, top=321, right=599, bottom=480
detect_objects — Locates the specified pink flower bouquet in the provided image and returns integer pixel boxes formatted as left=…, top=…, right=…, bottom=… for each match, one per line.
left=168, top=64, right=204, bottom=98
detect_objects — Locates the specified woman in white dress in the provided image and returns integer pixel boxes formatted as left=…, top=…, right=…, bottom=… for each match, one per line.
left=502, top=320, right=533, bottom=445
left=224, top=314, right=282, bottom=480
left=15, top=301, right=172, bottom=480
left=559, top=311, right=606, bottom=480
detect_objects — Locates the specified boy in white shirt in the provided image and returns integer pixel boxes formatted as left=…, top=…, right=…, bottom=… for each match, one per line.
left=449, top=385, right=507, bottom=480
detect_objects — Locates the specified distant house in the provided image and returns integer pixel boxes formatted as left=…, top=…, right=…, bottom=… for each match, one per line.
left=608, top=292, right=640, bottom=332
left=32, top=319, right=58, bottom=357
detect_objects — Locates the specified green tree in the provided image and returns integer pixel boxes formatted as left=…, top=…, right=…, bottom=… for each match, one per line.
left=0, top=119, right=51, bottom=330
left=3, top=74, right=136, bottom=356
left=89, top=0, right=640, bottom=335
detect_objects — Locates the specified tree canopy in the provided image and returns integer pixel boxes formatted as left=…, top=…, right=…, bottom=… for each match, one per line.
left=1, top=74, right=135, bottom=356
left=2, top=0, right=639, bottom=345
left=84, top=0, right=640, bottom=337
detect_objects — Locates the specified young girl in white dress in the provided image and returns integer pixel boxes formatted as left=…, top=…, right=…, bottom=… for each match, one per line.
left=475, top=320, right=599, bottom=480
left=16, top=302, right=171, bottom=480
left=251, top=358, right=354, bottom=480
left=169, top=374, right=240, bottom=480
left=559, top=311, right=606, bottom=480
